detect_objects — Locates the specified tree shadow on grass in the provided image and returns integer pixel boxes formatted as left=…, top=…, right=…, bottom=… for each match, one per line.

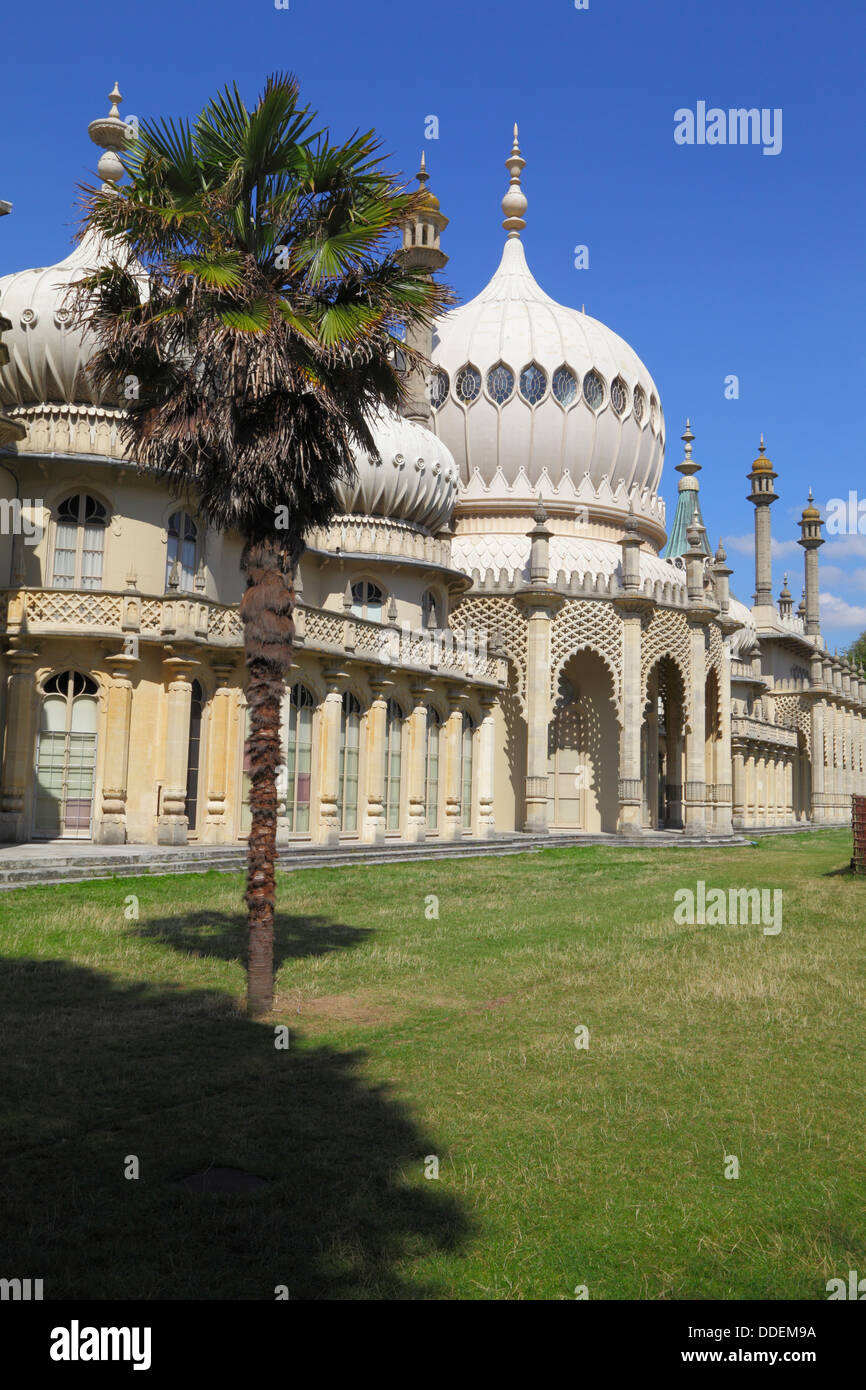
left=131, top=909, right=371, bottom=968
left=0, top=954, right=470, bottom=1299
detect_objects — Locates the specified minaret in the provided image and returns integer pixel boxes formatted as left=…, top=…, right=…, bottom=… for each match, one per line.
left=663, top=421, right=712, bottom=558
left=746, top=435, right=778, bottom=611
left=798, top=489, right=824, bottom=642
left=395, top=153, right=449, bottom=424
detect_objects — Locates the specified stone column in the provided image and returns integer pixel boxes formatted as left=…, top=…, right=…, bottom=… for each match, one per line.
left=684, top=623, right=708, bottom=833
left=766, top=753, right=777, bottom=827
left=784, top=754, right=794, bottom=825
left=732, top=747, right=746, bottom=831
left=96, top=653, right=138, bottom=844
left=811, top=700, right=827, bottom=823
left=317, top=669, right=345, bottom=845
left=361, top=676, right=389, bottom=844
left=0, top=643, right=40, bottom=842
left=157, top=649, right=199, bottom=845
left=405, top=683, right=431, bottom=843
left=645, top=707, right=659, bottom=829
left=755, top=747, right=767, bottom=826
left=714, top=649, right=733, bottom=835
left=617, top=603, right=647, bottom=834
left=522, top=596, right=556, bottom=832
left=476, top=693, right=497, bottom=838
left=202, top=659, right=237, bottom=844
left=441, top=692, right=468, bottom=841
left=745, top=752, right=757, bottom=827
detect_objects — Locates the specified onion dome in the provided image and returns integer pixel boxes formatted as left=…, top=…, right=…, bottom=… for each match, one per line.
left=428, top=127, right=665, bottom=530
left=337, top=409, right=458, bottom=532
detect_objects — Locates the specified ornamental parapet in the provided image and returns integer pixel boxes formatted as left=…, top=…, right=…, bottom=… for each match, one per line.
left=730, top=716, right=799, bottom=749
left=0, top=587, right=505, bottom=689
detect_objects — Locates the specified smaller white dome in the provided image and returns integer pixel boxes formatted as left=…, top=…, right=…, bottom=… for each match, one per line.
left=0, top=232, right=119, bottom=407
left=338, top=409, right=458, bottom=532
left=728, top=596, right=759, bottom=660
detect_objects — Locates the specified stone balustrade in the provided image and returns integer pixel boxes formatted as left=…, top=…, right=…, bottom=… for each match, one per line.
left=0, top=586, right=505, bottom=687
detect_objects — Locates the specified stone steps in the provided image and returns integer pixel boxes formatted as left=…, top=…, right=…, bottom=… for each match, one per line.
left=0, top=830, right=749, bottom=890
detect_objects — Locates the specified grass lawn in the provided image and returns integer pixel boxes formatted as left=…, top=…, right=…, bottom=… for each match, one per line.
left=0, top=829, right=863, bottom=1300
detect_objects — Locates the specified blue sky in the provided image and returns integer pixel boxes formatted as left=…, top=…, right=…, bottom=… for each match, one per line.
left=2, top=0, right=865, bottom=649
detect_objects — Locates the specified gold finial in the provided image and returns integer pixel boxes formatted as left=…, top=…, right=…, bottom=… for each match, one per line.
left=501, top=124, right=527, bottom=238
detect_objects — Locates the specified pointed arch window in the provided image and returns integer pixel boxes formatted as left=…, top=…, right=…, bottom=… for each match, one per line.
left=52, top=494, right=108, bottom=590
left=519, top=362, right=548, bottom=405
left=583, top=370, right=605, bottom=411
left=486, top=362, right=515, bottom=405
left=552, top=366, right=578, bottom=406
left=166, top=511, right=199, bottom=592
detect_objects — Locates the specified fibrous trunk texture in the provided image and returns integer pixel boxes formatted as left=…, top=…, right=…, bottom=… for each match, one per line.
left=240, top=533, right=301, bottom=1018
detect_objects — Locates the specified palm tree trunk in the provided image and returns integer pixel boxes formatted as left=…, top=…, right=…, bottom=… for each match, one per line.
left=240, top=533, right=301, bottom=1017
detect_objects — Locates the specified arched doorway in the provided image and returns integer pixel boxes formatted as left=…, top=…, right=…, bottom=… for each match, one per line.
left=645, top=655, right=687, bottom=830
left=33, top=671, right=99, bottom=839
left=547, top=651, right=618, bottom=832
left=282, top=683, right=315, bottom=833
left=425, top=707, right=443, bottom=833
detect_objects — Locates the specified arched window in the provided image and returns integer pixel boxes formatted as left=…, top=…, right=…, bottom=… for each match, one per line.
left=166, top=511, right=198, bottom=592
left=385, top=698, right=404, bottom=832
left=351, top=579, right=383, bottom=622
left=185, top=680, right=203, bottom=832
left=52, top=495, right=108, bottom=589
left=34, top=671, right=99, bottom=839
left=337, top=692, right=362, bottom=832
left=425, top=707, right=442, bottom=832
left=283, top=683, right=315, bottom=833
left=461, top=715, right=475, bottom=830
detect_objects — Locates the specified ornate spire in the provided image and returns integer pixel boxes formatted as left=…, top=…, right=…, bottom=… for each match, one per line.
left=501, top=124, right=527, bottom=239
left=664, top=420, right=711, bottom=559
left=88, top=82, right=129, bottom=189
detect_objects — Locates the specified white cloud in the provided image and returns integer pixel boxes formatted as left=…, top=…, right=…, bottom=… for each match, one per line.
left=819, top=591, right=866, bottom=630
left=722, top=533, right=800, bottom=560
left=824, top=535, right=866, bottom=562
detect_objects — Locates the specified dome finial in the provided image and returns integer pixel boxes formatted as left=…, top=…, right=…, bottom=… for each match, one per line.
left=88, top=81, right=129, bottom=189
left=501, top=123, right=527, bottom=239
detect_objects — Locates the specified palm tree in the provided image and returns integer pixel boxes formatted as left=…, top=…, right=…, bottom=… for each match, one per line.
left=76, top=74, right=449, bottom=1016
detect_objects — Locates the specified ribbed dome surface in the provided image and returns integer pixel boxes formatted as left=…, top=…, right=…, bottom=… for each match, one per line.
left=429, top=237, right=665, bottom=506
left=336, top=409, right=458, bottom=532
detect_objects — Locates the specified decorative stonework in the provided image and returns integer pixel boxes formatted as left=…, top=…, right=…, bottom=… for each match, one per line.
left=640, top=606, right=692, bottom=705
left=550, top=599, right=624, bottom=709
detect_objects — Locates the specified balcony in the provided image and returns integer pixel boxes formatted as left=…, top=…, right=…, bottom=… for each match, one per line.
left=0, top=587, right=506, bottom=688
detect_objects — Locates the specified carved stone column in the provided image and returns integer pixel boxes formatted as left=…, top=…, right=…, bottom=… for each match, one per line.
left=476, top=693, right=497, bottom=838
left=203, top=659, right=237, bottom=844
left=157, top=648, right=200, bottom=845
left=441, top=690, right=469, bottom=841
left=714, top=646, right=733, bottom=834
left=405, top=683, right=432, bottom=843
left=317, top=669, right=345, bottom=846
left=810, top=699, right=826, bottom=822
left=616, top=599, right=649, bottom=834
left=520, top=593, right=558, bottom=832
left=684, top=621, right=708, bottom=833
left=731, top=746, right=746, bottom=831
left=361, top=676, right=389, bottom=844
left=95, top=652, right=138, bottom=844
left=0, top=643, right=40, bottom=842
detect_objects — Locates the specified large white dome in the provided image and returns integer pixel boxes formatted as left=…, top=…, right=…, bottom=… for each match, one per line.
left=429, top=236, right=665, bottom=506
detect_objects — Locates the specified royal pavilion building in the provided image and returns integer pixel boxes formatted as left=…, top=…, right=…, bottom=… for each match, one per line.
left=0, top=93, right=862, bottom=850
